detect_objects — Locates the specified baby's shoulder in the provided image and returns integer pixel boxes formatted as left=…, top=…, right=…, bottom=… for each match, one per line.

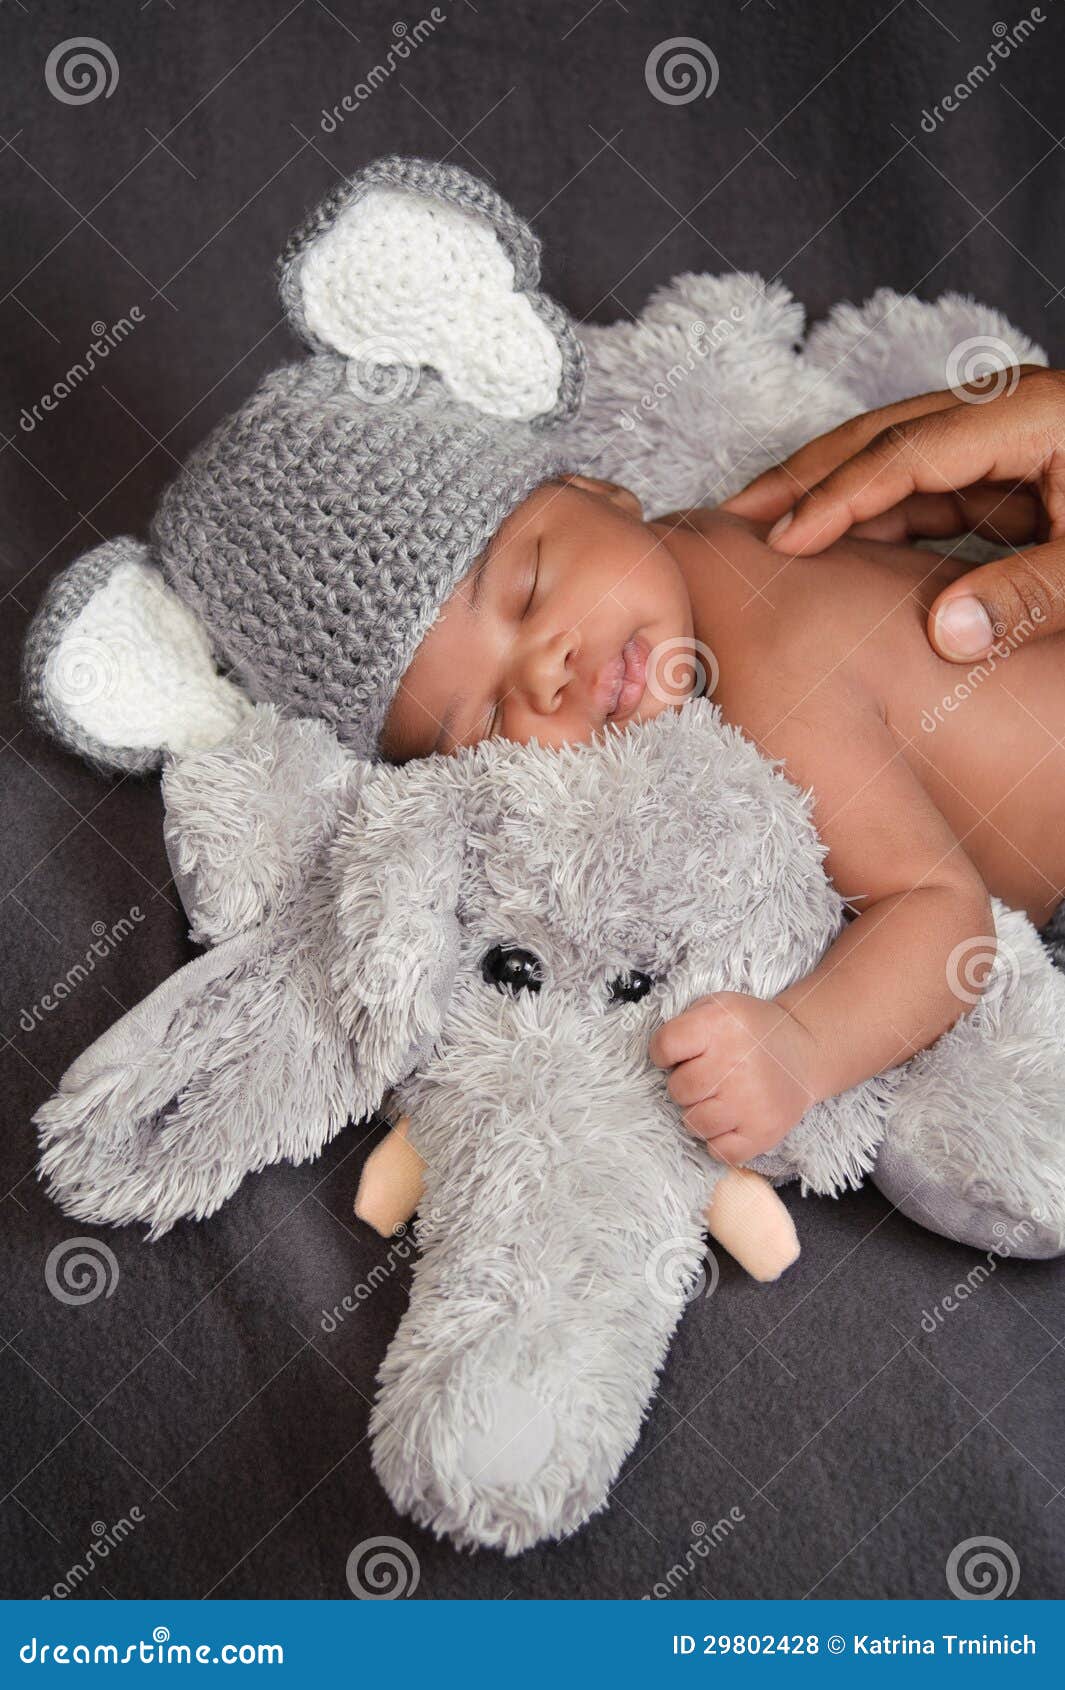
left=674, top=511, right=913, bottom=702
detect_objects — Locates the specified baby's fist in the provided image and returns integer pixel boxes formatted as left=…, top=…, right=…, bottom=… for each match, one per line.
left=649, top=991, right=820, bottom=1165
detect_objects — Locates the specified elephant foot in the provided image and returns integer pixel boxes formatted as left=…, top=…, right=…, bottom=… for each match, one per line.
left=457, top=1382, right=557, bottom=1488
left=872, top=1136, right=1065, bottom=1261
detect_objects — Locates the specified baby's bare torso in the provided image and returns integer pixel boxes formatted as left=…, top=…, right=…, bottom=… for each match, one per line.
left=654, top=509, right=1065, bottom=925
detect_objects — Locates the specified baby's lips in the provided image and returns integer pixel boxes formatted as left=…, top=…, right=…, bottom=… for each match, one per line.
left=612, top=637, right=648, bottom=720
left=593, top=649, right=626, bottom=718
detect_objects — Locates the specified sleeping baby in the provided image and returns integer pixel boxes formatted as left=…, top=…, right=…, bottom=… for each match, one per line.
left=29, top=157, right=1056, bottom=1201
left=379, top=469, right=1060, bottom=1170
left=128, top=155, right=1061, bottom=1186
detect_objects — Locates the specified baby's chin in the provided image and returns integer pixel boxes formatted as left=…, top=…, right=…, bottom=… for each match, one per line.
left=635, top=692, right=695, bottom=725
left=596, top=692, right=693, bottom=742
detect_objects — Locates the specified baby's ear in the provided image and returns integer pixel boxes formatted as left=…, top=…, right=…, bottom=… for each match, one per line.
left=22, top=539, right=253, bottom=774
left=278, top=156, right=584, bottom=425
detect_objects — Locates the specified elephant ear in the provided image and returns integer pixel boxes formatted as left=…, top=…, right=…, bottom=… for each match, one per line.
left=328, top=752, right=473, bottom=1092
left=279, top=155, right=585, bottom=425
left=22, top=538, right=252, bottom=774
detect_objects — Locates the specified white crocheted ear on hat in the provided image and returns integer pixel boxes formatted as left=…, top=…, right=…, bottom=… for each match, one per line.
left=278, top=156, right=586, bottom=425
left=21, top=539, right=252, bottom=775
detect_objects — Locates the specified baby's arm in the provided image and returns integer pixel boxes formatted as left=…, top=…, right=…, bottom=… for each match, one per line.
left=652, top=686, right=993, bottom=1165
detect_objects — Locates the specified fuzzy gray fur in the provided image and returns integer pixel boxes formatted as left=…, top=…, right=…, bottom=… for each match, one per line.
left=22, top=177, right=1063, bottom=1552
left=22, top=170, right=1047, bottom=774
left=33, top=700, right=1065, bottom=1552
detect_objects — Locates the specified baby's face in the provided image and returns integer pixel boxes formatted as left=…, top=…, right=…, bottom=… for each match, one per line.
left=381, top=477, right=695, bottom=759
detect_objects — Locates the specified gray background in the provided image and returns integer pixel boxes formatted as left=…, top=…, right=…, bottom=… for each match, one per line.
left=2, top=0, right=1063, bottom=1600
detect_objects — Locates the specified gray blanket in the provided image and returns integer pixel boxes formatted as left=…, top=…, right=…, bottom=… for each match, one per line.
left=2, top=0, right=1063, bottom=1600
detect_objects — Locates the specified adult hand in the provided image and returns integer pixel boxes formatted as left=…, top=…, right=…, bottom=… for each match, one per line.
left=722, top=367, right=1065, bottom=661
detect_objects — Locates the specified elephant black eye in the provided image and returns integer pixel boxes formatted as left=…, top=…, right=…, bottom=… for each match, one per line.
left=608, top=969, right=655, bottom=1004
left=482, top=946, right=543, bottom=995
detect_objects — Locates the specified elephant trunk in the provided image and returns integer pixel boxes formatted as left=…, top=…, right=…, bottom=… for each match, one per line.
left=373, top=989, right=717, bottom=1554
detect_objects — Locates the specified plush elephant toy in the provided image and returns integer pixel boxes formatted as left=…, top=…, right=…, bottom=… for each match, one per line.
left=22, top=160, right=1065, bottom=1554
left=32, top=696, right=1065, bottom=1553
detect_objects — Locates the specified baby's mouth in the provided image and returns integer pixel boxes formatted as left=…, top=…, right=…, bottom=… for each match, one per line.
left=599, top=636, right=648, bottom=724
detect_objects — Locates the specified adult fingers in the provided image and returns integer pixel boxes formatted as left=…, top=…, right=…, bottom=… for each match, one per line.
left=928, top=538, right=1065, bottom=660
left=847, top=485, right=1042, bottom=546
left=761, top=395, right=1050, bottom=556
left=721, top=386, right=964, bottom=521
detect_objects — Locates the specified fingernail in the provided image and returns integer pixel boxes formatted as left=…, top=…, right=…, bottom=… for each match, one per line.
left=767, top=511, right=794, bottom=546
left=934, top=595, right=994, bottom=658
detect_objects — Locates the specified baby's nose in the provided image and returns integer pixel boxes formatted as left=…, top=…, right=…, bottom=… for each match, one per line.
left=521, top=629, right=578, bottom=715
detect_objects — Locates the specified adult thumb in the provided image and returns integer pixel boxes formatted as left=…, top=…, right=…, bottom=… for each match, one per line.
left=928, top=542, right=1065, bottom=661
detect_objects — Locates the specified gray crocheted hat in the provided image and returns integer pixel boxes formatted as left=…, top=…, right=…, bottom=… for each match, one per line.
left=22, top=158, right=586, bottom=770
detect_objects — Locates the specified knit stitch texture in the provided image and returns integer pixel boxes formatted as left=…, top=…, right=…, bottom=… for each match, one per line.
left=153, top=157, right=586, bottom=760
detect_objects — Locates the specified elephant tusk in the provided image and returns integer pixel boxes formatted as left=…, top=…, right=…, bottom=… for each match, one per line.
left=704, top=1168, right=800, bottom=1282
left=354, top=1116, right=427, bottom=1236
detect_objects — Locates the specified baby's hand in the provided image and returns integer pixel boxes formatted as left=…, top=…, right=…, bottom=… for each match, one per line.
left=649, top=992, right=821, bottom=1165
